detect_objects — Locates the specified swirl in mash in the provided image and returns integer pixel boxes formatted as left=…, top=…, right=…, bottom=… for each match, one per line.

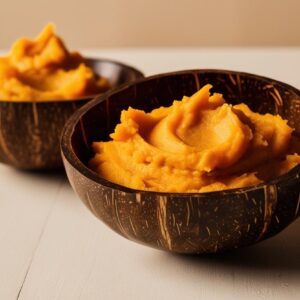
left=0, top=24, right=110, bottom=101
left=90, top=84, right=300, bottom=193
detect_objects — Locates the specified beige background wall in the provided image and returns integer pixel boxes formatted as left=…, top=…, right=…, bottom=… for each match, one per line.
left=1, top=0, right=300, bottom=48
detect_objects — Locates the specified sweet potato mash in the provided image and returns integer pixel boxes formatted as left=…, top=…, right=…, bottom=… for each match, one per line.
left=0, top=24, right=110, bottom=101
left=89, top=84, right=300, bottom=192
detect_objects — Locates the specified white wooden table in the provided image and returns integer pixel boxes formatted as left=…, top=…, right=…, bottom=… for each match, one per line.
left=0, top=48, right=300, bottom=300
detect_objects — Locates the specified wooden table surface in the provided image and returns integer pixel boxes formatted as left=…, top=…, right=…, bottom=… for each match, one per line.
left=0, top=48, right=299, bottom=300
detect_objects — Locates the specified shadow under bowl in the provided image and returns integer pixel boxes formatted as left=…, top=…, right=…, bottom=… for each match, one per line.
left=0, top=58, right=144, bottom=170
left=61, top=69, right=300, bottom=254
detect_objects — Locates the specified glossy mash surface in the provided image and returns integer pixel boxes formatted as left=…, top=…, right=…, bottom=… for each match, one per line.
left=90, top=84, right=300, bottom=192
left=0, top=24, right=109, bottom=101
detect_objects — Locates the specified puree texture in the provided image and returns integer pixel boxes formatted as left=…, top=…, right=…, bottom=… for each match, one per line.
left=0, top=24, right=110, bottom=101
left=89, top=84, right=300, bottom=193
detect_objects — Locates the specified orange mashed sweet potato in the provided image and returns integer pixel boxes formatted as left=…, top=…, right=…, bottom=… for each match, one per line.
left=0, top=24, right=110, bottom=101
left=89, top=84, right=300, bottom=193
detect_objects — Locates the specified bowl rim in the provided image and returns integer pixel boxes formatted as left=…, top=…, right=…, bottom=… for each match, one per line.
left=61, top=68, right=300, bottom=197
left=0, top=57, right=144, bottom=104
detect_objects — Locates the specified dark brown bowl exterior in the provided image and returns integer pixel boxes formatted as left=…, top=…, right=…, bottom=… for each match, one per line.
left=61, top=70, right=300, bottom=254
left=0, top=59, right=144, bottom=169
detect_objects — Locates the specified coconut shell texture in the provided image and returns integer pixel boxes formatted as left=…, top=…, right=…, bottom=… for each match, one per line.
left=0, top=59, right=144, bottom=169
left=61, top=70, right=300, bottom=254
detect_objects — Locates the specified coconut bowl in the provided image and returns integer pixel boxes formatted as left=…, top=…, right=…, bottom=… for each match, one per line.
left=61, top=70, right=300, bottom=254
left=0, top=58, right=143, bottom=170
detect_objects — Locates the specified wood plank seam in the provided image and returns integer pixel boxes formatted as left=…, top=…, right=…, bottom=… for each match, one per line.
left=15, top=179, right=65, bottom=300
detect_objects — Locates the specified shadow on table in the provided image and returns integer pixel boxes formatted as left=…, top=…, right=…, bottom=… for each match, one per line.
left=1, top=163, right=68, bottom=181
left=139, top=220, right=300, bottom=299
left=171, top=218, right=300, bottom=274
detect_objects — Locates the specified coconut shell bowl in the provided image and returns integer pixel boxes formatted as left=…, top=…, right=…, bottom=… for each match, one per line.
left=0, top=58, right=143, bottom=170
left=61, top=70, right=300, bottom=254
